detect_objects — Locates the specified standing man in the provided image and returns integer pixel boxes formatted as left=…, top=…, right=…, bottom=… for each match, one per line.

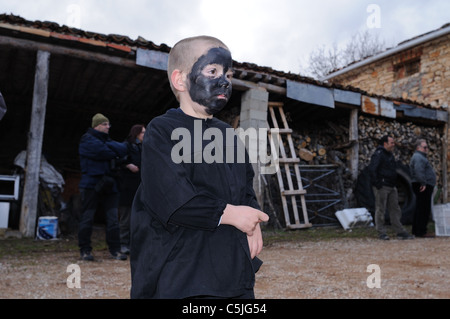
left=78, top=113, right=128, bottom=261
left=368, top=135, right=414, bottom=240
left=410, top=139, right=436, bottom=237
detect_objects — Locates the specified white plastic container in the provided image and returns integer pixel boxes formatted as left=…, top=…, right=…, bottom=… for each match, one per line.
left=0, top=202, right=9, bottom=228
left=432, top=204, right=450, bottom=237
left=335, top=208, right=374, bottom=230
left=36, top=216, right=58, bottom=240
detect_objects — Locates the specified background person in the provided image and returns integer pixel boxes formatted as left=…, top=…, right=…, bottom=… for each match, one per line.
left=368, top=135, right=414, bottom=240
left=78, top=113, right=128, bottom=261
left=118, top=124, right=145, bottom=254
left=410, top=139, right=436, bottom=237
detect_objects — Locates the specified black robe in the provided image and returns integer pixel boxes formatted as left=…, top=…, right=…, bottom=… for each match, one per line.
left=130, top=108, right=262, bottom=299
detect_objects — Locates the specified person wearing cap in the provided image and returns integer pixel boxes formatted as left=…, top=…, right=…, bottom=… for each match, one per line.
left=78, top=113, right=128, bottom=261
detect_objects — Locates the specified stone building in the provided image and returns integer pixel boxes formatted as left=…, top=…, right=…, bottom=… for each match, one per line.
left=321, top=23, right=449, bottom=108
left=322, top=23, right=450, bottom=200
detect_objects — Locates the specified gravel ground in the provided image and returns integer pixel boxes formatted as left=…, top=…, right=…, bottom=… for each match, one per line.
left=1, top=228, right=449, bottom=299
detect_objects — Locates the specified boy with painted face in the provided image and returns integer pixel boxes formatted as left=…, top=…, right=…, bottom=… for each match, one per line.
left=130, top=36, right=269, bottom=299
left=187, top=46, right=233, bottom=115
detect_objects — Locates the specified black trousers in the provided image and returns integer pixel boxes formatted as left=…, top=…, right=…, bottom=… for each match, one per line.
left=78, top=188, right=121, bottom=254
left=411, top=183, right=434, bottom=236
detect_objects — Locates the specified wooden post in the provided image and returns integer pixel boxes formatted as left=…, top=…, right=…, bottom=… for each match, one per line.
left=19, top=50, right=50, bottom=237
left=349, top=109, right=359, bottom=181
left=444, top=121, right=449, bottom=203
left=239, top=88, right=269, bottom=208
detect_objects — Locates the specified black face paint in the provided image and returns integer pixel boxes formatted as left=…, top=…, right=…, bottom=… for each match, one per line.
left=188, top=47, right=233, bottom=115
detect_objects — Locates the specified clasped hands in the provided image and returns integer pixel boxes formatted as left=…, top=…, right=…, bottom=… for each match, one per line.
left=221, top=204, right=269, bottom=259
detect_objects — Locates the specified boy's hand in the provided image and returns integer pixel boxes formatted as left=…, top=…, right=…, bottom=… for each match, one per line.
left=247, top=223, right=264, bottom=259
left=221, top=204, right=269, bottom=236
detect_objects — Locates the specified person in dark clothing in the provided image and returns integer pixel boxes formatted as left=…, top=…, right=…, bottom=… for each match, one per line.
left=368, top=135, right=414, bottom=240
left=130, top=36, right=269, bottom=299
left=118, top=124, right=145, bottom=254
left=410, top=139, right=436, bottom=237
left=78, top=113, right=128, bottom=261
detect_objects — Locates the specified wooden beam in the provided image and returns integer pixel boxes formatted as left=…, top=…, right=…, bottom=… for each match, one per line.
left=349, top=109, right=359, bottom=181
left=444, top=121, right=449, bottom=202
left=20, top=50, right=50, bottom=237
left=0, top=35, right=136, bottom=68
left=232, top=78, right=286, bottom=95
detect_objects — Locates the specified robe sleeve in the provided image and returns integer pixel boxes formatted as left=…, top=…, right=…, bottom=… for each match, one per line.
left=245, top=161, right=261, bottom=210
left=139, top=117, right=227, bottom=231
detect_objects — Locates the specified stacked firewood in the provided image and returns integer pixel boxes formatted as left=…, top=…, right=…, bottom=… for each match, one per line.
left=288, top=115, right=443, bottom=176
left=358, top=115, right=443, bottom=184
left=290, top=119, right=351, bottom=166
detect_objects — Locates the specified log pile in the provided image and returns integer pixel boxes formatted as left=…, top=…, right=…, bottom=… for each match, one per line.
left=284, top=114, right=444, bottom=210
left=358, top=116, right=443, bottom=185
left=287, top=115, right=443, bottom=184
left=290, top=119, right=351, bottom=166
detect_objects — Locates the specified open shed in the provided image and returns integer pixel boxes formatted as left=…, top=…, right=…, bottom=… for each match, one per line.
left=0, top=14, right=447, bottom=235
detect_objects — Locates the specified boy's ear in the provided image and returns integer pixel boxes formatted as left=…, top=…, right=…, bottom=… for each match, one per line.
left=171, top=69, right=187, bottom=92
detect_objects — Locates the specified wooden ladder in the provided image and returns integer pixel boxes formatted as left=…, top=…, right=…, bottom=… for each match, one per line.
left=268, top=102, right=312, bottom=229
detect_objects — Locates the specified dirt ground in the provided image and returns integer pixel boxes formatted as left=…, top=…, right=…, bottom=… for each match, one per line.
left=1, top=227, right=449, bottom=299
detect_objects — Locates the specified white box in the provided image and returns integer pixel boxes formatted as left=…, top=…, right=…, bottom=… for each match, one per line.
left=336, top=208, right=374, bottom=230
left=0, top=175, right=20, bottom=201
left=0, top=202, right=10, bottom=228
left=432, top=204, right=450, bottom=237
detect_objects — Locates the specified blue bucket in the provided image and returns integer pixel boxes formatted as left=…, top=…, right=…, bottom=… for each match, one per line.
left=37, top=216, right=58, bottom=240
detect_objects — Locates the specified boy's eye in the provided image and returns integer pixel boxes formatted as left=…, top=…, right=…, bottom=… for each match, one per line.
left=204, top=67, right=218, bottom=78
left=202, top=64, right=223, bottom=78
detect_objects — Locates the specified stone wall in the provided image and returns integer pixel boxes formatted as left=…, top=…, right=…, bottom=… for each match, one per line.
left=328, top=34, right=449, bottom=109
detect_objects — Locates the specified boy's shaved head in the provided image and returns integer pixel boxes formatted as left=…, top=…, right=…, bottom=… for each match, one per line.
left=168, top=36, right=230, bottom=100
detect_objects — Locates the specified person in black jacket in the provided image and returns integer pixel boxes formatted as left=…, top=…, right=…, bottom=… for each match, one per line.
left=130, top=36, right=269, bottom=299
left=368, top=135, right=414, bottom=240
left=118, top=124, right=145, bottom=254
left=78, top=113, right=128, bottom=261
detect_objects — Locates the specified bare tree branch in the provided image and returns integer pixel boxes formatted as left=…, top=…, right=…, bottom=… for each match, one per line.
left=306, top=30, right=386, bottom=79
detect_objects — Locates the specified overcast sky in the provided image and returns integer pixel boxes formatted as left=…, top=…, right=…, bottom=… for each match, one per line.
left=1, top=0, right=449, bottom=76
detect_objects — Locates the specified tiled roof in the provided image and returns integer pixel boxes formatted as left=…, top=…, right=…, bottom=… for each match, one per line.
left=0, top=13, right=444, bottom=111
left=0, top=13, right=171, bottom=52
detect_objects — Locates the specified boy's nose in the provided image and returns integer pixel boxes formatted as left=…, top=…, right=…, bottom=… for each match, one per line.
left=218, top=76, right=230, bottom=88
